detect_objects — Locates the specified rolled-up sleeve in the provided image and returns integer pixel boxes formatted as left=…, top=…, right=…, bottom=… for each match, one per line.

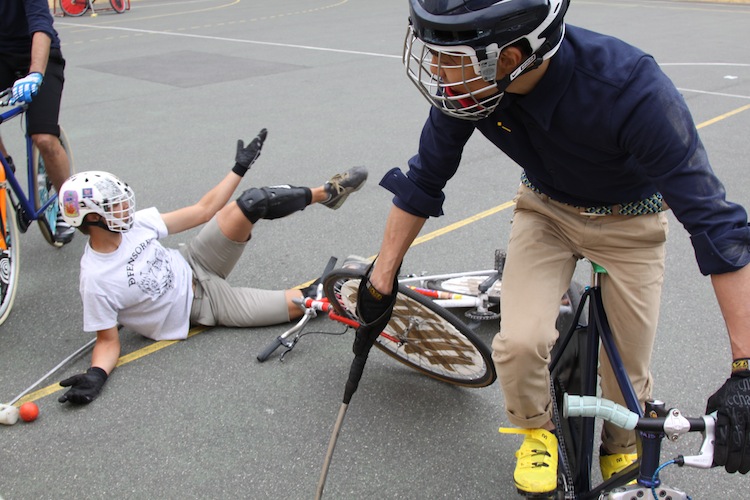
left=616, top=59, right=750, bottom=275
left=381, top=108, right=475, bottom=218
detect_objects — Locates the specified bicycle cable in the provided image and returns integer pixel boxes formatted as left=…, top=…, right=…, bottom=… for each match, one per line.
left=651, top=459, right=692, bottom=500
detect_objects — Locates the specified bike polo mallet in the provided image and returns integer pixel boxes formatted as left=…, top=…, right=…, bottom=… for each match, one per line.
left=315, top=274, right=397, bottom=500
left=0, top=336, right=96, bottom=425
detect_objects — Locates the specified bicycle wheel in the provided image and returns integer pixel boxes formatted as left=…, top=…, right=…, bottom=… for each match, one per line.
left=32, top=126, right=75, bottom=247
left=0, top=194, right=20, bottom=326
left=59, top=0, right=89, bottom=16
left=324, top=269, right=496, bottom=388
left=109, top=0, right=126, bottom=13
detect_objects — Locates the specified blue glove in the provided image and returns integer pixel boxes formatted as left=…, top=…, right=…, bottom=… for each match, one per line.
left=10, top=72, right=43, bottom=105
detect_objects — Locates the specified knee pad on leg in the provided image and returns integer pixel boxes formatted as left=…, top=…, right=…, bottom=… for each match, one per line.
left=236, top=185, right=312, bottom=223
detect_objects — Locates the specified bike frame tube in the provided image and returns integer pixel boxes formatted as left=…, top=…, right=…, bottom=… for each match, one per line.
left=0, top=106, right=55, bottom=226
left=551, top=268, right=645, bottom=497
left=397, top=269, right=497, bottom=285
left=0, top=161, right=7, bottom=251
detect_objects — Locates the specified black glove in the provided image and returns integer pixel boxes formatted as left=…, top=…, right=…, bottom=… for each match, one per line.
left=353, top=273, right=398, bottom=357
left=58, top=367, right=108, bottom=405
left=706, top=369, right=750, bottom=473
left=232, top=128, right=268, bottom=177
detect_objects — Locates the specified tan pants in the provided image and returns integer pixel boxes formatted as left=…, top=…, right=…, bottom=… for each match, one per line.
left=492, top=185, right=669, bottom=453
left=180, top=217, right=290, bottom=328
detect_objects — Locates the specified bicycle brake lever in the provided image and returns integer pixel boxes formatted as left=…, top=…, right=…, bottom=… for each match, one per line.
left=680, top=415, right=715, bottom=469
left=279, top=336, right=301, bottom=362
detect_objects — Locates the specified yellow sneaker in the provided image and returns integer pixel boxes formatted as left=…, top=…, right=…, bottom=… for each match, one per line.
left=599, top=451, right=637, bottom=481
left=500, top=428, right=558, bottom=496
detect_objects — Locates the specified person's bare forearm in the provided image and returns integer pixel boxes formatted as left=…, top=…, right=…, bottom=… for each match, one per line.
left=711, top=264, right=750, bottom=360
left=369, top=205, right=426, bottom=294
left=90, top=327, right=121, bottom=375
left=29, top=32, right=51, bottom=75
left=194, top=171, right=243, bottom=219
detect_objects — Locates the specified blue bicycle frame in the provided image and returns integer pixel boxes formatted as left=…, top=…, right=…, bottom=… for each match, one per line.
left=550, top=264, right=647, bottom=498
left=0, top=103, right=59, bottom=235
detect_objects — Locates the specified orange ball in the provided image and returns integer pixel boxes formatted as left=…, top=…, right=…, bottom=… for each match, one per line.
left=19, top=402, right=39, bottom=422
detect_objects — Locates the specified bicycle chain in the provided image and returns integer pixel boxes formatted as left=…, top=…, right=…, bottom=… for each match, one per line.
left=551, top=379, right=576, bottom=499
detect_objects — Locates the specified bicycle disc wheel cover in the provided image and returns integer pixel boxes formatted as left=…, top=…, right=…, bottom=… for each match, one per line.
left=60, top=0, right=88, bottom=16
left=325, top=270, right=495, bottom=388
left=0, top=197, right=20, bottom=325
left=110, top=0, right=126, bottom=13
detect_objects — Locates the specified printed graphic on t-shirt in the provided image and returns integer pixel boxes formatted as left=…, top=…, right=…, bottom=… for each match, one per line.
left=126, top=241, right=175, bottom=298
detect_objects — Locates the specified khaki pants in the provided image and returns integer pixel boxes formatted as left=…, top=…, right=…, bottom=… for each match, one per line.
left=492, top=185, right=669, bottom=453
left=180, top=217, right=290, bottom=328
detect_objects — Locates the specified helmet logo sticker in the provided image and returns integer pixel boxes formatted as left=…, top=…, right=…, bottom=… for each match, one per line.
left=95, top=178, right=123, bottom=199
left=82, top=187, right=93, bottom=198
left=63, top=190, right=79, bottom=219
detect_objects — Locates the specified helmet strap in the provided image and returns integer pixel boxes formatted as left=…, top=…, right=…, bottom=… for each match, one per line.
left=475, top=47, right=499, bottom=83
left=80, top=218, right=114, bottom=232
left=495, top=52, right=541, bottom=94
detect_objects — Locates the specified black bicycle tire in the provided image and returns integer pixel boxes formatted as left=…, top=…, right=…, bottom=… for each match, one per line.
left=32, top=126, right=74, bottom=247
left=323, top=269, right=496, bottom=388
left=0, top=196, right=20, bottom=326
left=59, top=0, right=88, bottom=16
left=109, top=0, right=126, bottom=13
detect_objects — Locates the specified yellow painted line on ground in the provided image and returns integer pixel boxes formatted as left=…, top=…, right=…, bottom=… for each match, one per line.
left=13, top=326, right=207, bottom=405
left=412, top=201, right=516, bottom=247
left=696, top=103, right=750, bottom=129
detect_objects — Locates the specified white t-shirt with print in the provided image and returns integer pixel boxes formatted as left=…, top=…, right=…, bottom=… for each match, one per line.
left=79, top=207, right=194, bottom=341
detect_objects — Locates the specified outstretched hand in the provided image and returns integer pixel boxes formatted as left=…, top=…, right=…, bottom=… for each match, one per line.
left=706, top=370, right=750, bottom=473
left=233, top=128, right=268, bottom=177
left=58, top=367, right=108, bottom=405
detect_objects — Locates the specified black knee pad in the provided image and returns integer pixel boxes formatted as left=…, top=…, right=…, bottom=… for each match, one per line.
left=236, top=185, right=312, bottom=223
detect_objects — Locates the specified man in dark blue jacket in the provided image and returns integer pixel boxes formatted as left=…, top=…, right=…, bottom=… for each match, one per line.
left=1, top=0, right=74, bottom=244
left=355, top=0, right=750, bottom=496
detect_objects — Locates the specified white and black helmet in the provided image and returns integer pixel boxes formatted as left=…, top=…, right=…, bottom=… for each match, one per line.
left=59, top=171, right=136, bottom=233
left=404, top=0, right=569, bottom=120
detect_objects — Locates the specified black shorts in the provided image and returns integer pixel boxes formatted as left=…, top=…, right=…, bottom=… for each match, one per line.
left=0, top=48, right=66, bottom=137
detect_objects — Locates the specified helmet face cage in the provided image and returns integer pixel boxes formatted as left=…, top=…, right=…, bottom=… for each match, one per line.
left=403, top=0, right=568, bottom=121
left=60, top=171, right=136, bottom=233
left=403, top=28, right=504, bottom=120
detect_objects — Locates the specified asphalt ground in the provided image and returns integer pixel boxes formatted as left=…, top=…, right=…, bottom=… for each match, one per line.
left=1, top=0, right=749, bottom=498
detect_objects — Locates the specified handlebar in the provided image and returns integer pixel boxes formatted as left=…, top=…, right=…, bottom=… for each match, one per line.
left=564, top=394, right=715, bottom=468
left=0, top=89, right=25, bottom=123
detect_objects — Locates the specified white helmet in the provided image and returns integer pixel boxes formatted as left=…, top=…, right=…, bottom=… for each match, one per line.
left=59, top=171, right=136, bottom=233
left=404, top=0, right=569, bottom=120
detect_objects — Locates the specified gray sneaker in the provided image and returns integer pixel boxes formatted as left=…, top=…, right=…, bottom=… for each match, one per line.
left=322, top=166, right=368, bottom=210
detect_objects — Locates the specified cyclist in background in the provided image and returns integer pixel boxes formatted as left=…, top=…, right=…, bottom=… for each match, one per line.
left=0, top=0, right=75, bottom=244
left=55, top=129, right=367, bottom=406
left=354, top=0, right=750, bottom=496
